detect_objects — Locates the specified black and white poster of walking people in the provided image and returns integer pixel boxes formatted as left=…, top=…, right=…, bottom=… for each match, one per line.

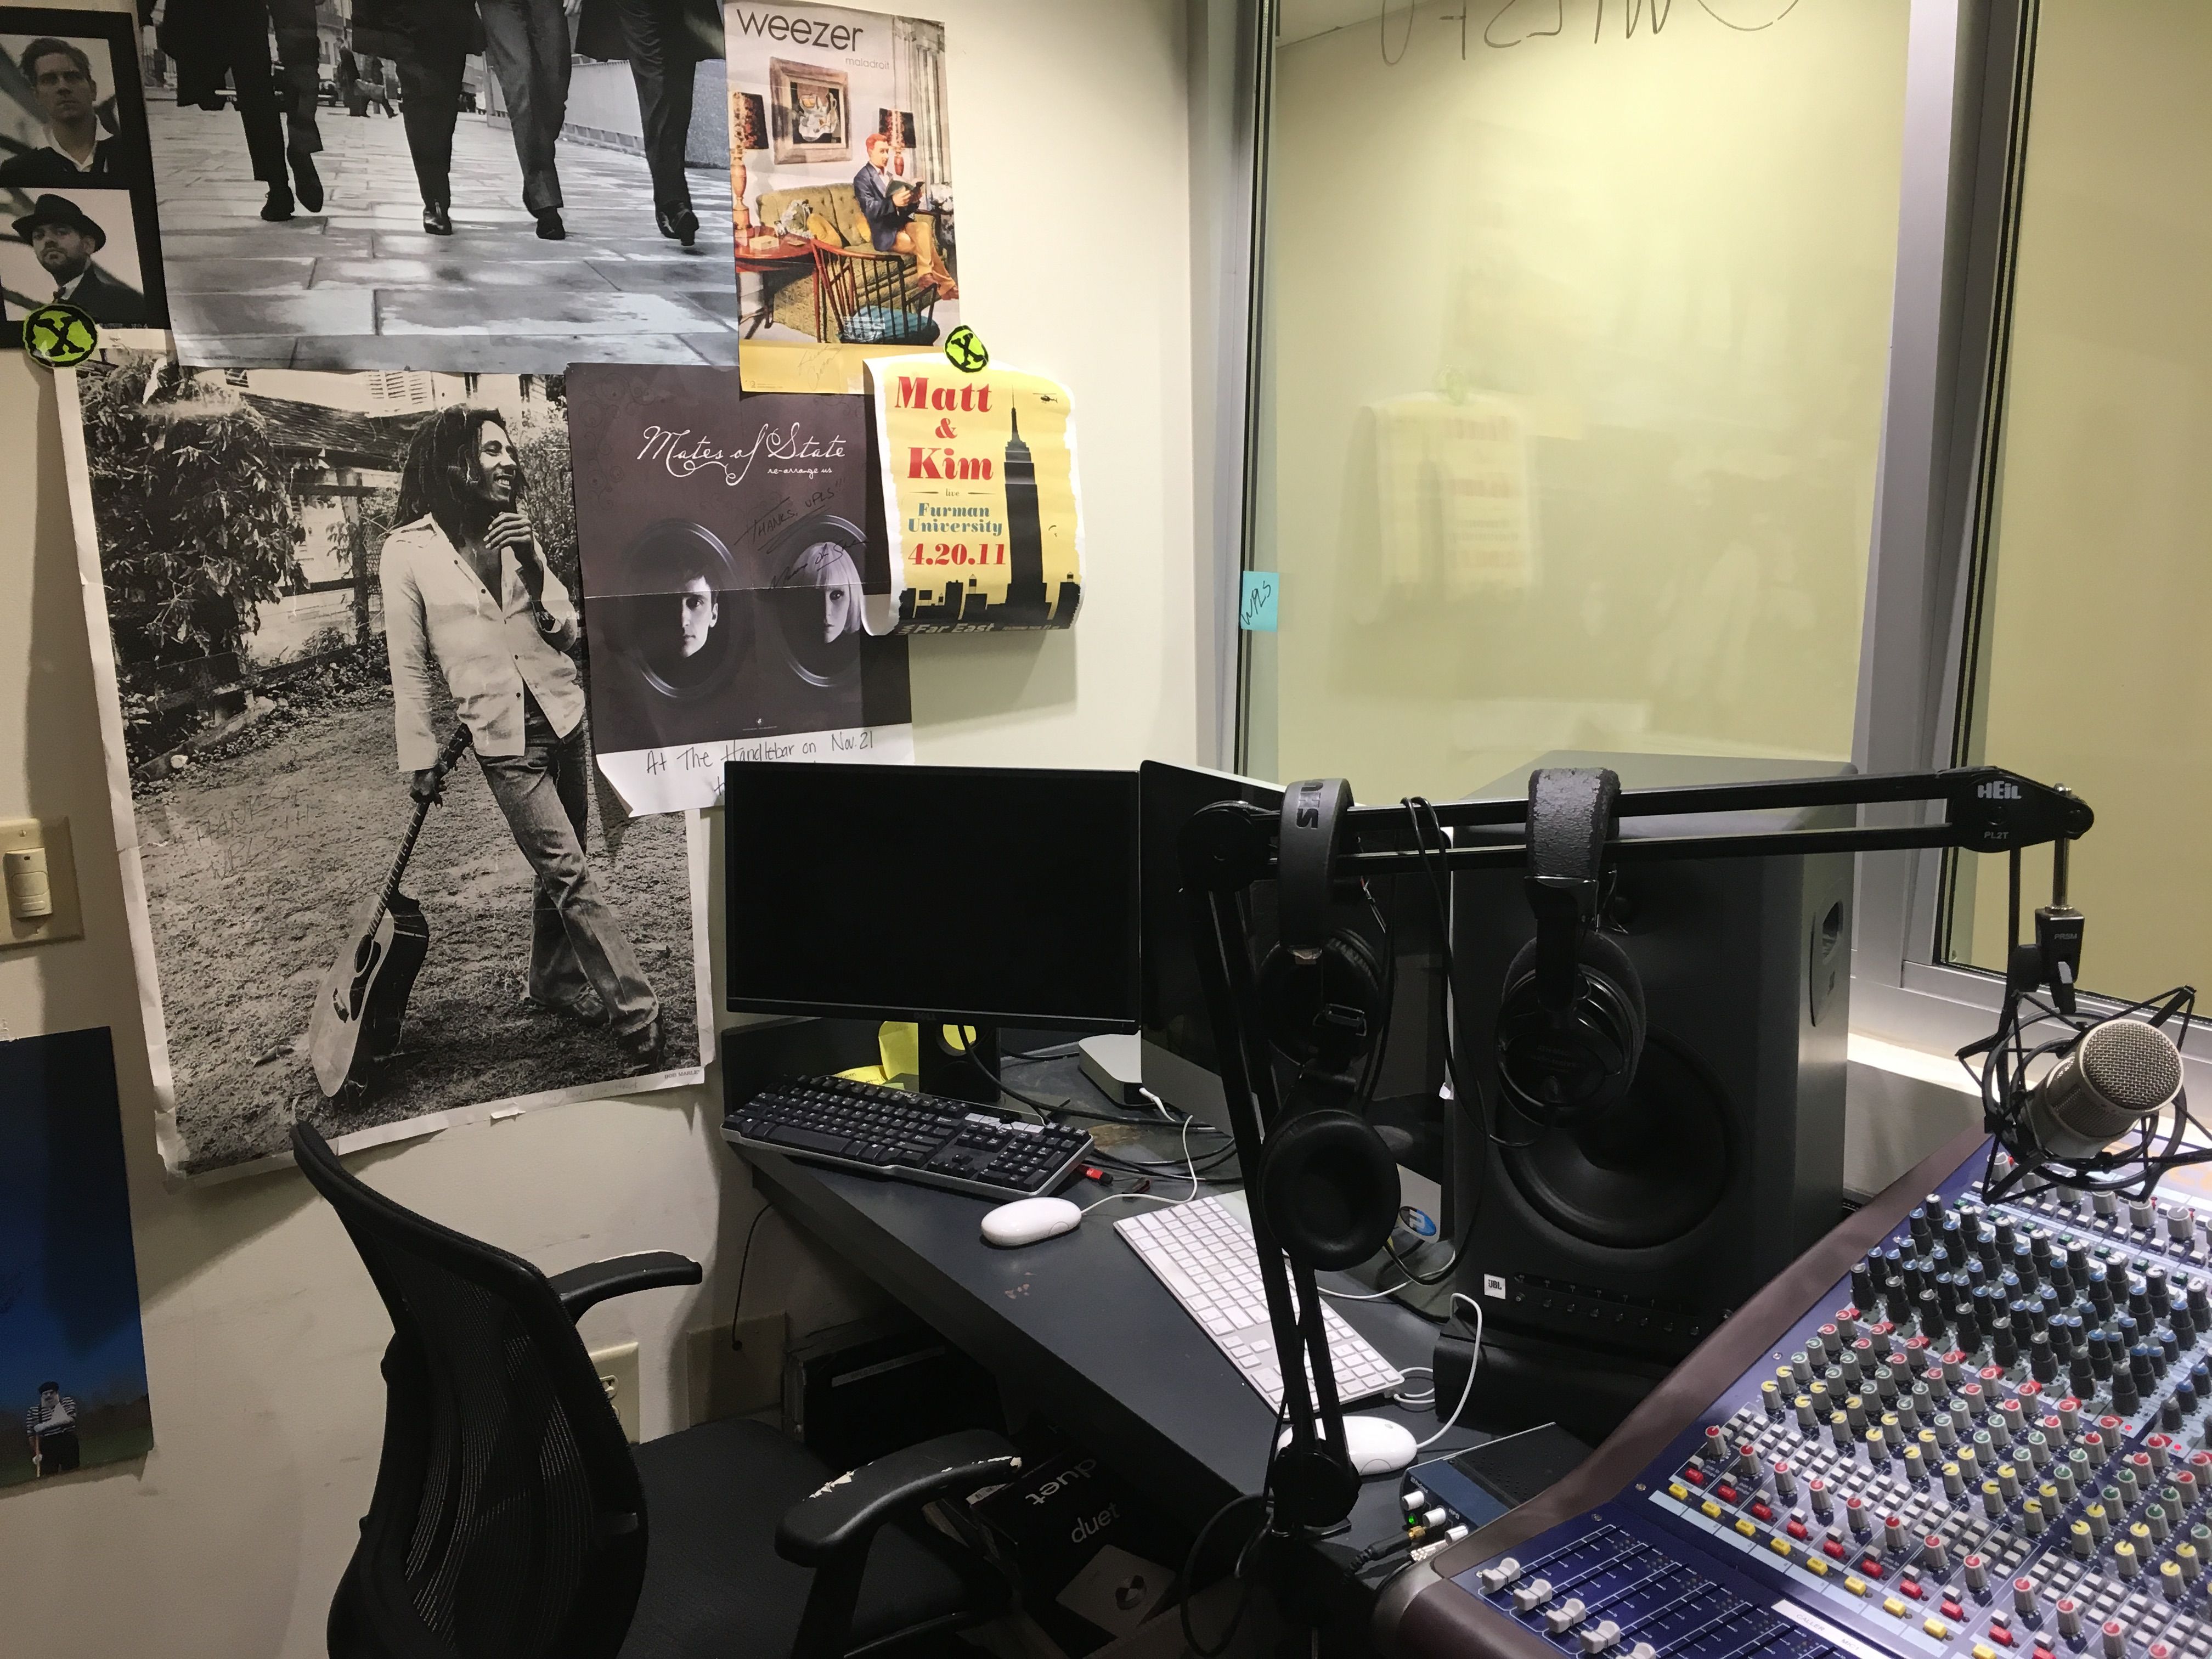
left=139, top=0, right=741, bottom=371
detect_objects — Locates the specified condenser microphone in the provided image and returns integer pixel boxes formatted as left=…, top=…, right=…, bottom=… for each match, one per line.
left=2020, top=1017, right=2185, bottom=1162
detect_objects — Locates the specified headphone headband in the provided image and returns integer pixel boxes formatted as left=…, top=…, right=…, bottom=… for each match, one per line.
left=1525, top=768, right=1620, bottom=1014
left=1279, top=778, right=1353, bottom=963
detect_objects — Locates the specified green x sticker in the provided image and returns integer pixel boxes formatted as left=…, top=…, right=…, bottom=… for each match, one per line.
left=21, top=301, right=98, bottom=368
left=944, top=325, right=989, bottom=374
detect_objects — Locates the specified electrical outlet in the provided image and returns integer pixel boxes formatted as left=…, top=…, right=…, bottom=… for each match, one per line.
left=0, top=817, right=83, bottom=950
left=589, top=1340, right=641, bottom=1442
left=687, top=1312, right=786, bottom=1425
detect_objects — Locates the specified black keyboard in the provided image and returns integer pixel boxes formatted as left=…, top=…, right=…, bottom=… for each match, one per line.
left=722, top=1075, right=1094, bottom=1201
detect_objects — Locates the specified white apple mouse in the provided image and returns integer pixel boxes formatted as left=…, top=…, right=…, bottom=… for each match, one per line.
left=981, top=1195, right=1083, bottom=1248
left=1277, top=1414, right=1420, bottom=1477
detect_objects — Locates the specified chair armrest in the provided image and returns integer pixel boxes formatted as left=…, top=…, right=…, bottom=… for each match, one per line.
left=776, top=1429, right=1022, bottom=1567
left=546, top=1252, right=702, bottom=1322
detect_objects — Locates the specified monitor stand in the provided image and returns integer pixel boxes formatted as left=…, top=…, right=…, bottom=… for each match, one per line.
left=912, top=1022, right=1076, bottom=1118
left=918, top=1020, right=1003, bottom=1105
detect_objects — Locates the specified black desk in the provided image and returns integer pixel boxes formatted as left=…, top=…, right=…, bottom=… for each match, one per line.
left=728, top=1054, right=1485, bottom=1580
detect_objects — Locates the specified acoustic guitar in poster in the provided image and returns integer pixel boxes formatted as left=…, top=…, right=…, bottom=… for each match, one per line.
left=308, top=724, right=472, bottom=1099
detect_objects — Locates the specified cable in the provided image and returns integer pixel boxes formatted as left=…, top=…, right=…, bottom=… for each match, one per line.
left=726, top=1203, right=774, bottom=1350
left=1081, top=1113, right=1205, bottom=1222
left=1001, top=1042, right=1082, bottom=1064
left=1403, top=795, right=1539, bottom=1154
left=1085, top=1138, right=1242, bottom=1177
left=956, top=1038, right=1056, bottom=1120
left=1392, top=1364, right=1437, bottom=1409
left=1176, top=1492, right=1269, bottom=1658
left=1412, top=1293, right=1483, bottom=1452
left=1383, top=1237, right=1459, bottom=1286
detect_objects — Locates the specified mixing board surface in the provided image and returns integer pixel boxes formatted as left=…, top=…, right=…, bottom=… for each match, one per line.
left=1383, top=1135, right=2212, bottom=1659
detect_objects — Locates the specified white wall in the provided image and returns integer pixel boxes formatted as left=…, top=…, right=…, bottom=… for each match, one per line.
left=0, top=4, right=1197, bottom=1654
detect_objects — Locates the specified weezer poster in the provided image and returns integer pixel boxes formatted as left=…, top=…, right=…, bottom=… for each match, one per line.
left=724, top=2, right=958, bottom=394
left=865, top=355, right=1083, bottom=634
left=57, top=355, right=710, bottom=1180
left=567, top=363, right=914, bottom=815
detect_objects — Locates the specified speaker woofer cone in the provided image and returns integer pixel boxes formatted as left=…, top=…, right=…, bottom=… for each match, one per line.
left=1499, top=1033, right=1730, bottom=1249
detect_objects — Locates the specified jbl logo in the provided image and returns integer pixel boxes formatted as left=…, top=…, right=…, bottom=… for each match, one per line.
left=1482, top=1274, right=1508, bottom=1299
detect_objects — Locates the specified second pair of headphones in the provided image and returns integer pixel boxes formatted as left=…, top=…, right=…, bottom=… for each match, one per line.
left=1494, top=768, right=1648, bottom=1126
left=1254, top=779, right=1400, bottom=1274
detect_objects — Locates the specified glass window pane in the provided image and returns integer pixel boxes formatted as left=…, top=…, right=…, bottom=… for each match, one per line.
left=1244, top=1, right=1910, bottom=802
left=1945, top=3, right=2208, bottom=1003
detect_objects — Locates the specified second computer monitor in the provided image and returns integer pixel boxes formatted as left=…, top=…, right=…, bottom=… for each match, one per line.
left=724, top=761, right=1141, bottom=1033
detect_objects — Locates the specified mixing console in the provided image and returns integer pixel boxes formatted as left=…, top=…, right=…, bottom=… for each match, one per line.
left=1378, top=1133, right=2212, bottom=1659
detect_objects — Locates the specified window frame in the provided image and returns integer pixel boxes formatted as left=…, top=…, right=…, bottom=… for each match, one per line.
left=1849, top=0, right=2212, bottom=1090
left=1222, top=0, right=2212, bottom=1090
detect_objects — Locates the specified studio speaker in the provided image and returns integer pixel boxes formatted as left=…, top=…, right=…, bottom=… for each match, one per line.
left=1448, top=752, right=1855, bottom=1436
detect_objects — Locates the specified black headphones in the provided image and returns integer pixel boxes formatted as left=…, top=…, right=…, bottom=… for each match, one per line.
left=1494, top=768, right=1647, bottom=1127
left=1257, top=780, right=1400, bottom=1272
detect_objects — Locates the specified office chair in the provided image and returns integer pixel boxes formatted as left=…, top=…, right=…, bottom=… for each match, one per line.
left=291, top=1124, right=1020, bottom=1659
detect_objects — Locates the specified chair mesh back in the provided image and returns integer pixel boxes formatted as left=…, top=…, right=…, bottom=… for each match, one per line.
left=293, top=1125, right=646, bottom=1659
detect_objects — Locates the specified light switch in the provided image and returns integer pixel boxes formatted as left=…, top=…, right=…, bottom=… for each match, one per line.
left=0, top=818, right=83, bottom=949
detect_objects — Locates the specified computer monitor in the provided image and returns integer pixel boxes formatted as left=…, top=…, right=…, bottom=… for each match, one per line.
left=724, top=763, right=1141, bottom=1057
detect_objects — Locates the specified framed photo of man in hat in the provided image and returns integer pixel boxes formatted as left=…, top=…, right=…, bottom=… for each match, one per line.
left=0, top=6, right=167, bottom=347
left=1, top=188, right=148, bottom=326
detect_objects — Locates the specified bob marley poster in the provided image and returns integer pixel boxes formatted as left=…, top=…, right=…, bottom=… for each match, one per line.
left=57, top=356, right=709, bottom=1179
left=864, top=356, right=1083, bottom=634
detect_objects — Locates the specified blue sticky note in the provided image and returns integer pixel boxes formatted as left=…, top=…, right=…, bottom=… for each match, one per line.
left=1240, top=571, right=1279, bottom=631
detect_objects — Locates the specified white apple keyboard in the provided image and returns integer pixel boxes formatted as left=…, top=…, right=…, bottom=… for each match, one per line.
left=1114, top=1195, right=1405, bottom=1410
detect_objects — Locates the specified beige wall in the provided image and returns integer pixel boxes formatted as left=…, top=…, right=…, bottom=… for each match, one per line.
left=0, top=4, right=1197, bottom=1653
left=1950, top=1, right=2212, bottom=1005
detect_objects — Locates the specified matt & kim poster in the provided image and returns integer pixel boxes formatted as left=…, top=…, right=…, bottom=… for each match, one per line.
left=865, top=354, right=1082, bottom=634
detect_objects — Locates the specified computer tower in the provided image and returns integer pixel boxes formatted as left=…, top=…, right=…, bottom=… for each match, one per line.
left=1448, top=752, right=1854, bottom=1438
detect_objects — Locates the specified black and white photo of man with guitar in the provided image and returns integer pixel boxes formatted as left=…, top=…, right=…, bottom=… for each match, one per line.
left=380, top=405, right=664, bottom=1071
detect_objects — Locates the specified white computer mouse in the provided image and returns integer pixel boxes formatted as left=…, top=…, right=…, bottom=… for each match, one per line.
left=980, top=1195, right=1084, bottom=1248
left=1277, top=1414, right=1420, bottom=1477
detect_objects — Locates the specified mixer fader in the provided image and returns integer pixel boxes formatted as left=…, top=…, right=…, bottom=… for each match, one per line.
left=1380, top=1134, right=2212, bottom=1659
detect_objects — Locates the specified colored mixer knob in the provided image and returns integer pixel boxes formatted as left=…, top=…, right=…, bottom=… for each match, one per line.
left=1964, top=1554, right=1988, bottom=1593
left=2015, top=1577, right=2039, bottom=1616
left=2056, top=1599, right=2081, bottom=1639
